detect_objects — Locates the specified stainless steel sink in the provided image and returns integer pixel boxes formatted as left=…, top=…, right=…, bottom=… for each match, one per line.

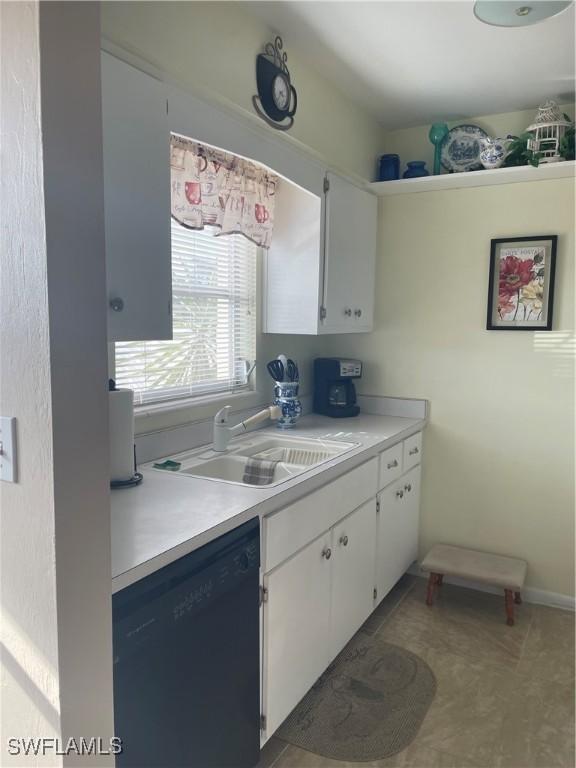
left=145, top=433, right=358, bottom=487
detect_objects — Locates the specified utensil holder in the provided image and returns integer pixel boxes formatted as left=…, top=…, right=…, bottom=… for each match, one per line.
left=273, top=382, right=302, bottom=429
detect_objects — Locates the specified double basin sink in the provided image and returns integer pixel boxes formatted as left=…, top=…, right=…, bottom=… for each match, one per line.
left=145, top=433, right=358, bottom=488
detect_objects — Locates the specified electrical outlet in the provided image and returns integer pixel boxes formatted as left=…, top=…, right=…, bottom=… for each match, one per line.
left=0, top=417, right=17, bottom=483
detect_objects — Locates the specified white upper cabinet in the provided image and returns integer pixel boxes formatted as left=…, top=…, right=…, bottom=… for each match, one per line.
left=101, top=52, right=172, bottom=341
left=263, top=172, right=377, bottom=335
left=321, top=172, right=377, bottom=333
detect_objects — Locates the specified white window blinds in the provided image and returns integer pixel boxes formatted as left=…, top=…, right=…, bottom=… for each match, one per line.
left=115, top=221, right=257, bottom=405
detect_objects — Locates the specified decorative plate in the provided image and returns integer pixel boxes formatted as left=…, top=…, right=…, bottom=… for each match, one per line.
left=440, top=124, right=489, bottom=172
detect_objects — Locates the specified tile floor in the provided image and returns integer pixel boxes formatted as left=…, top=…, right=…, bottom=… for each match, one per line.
left=259, top=577, right=575, bottom=768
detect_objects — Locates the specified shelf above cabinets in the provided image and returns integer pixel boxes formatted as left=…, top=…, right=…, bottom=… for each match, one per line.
left=369, top=160, right=576, bottom=196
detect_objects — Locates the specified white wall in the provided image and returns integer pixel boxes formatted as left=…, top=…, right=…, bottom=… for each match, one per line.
left=1, top=3, right=62, bottom=761
left=101, top=0, right=385, bottom=435
left=101, top=0, right=383, bottom=182
left=1, top=2, right=114, bottom=764
left=324, top=178, right=575, bottom=598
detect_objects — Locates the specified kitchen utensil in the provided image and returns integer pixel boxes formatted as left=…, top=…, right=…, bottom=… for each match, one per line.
left=440, top=124, right=489, bottom=172
left=287, top=359, right=299, bottom=382
left=277, top=354, right=288, bottom=373
left=267, top=359, right=285, bottom=382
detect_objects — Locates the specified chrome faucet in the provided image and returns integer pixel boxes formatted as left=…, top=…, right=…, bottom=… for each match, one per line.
left=213, top=405, right=282, bottom=452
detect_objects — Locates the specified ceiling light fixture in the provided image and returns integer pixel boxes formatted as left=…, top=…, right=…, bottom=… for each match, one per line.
left=474, top=0, right=573, bottom=27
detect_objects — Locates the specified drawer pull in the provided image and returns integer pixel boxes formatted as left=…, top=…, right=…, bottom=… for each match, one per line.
left=387, top=459, right=399, bottom=469
left=339, top=535, right=349, bottom=547
left=322, top=547, right=332, bottom=560
left=109, top=297, right=124, bottom=312
left=404, top=483, right=412, bottom=492
left=396, top=489, right=404, bottom=499
left=409, top=447, right=419, bottom=456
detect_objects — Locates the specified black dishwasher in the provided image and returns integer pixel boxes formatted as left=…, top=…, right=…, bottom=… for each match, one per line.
left=113, top=518, right=260, bottom=768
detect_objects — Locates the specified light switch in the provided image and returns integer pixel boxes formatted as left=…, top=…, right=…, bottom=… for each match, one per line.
left=0, top=417, right=17, bottom=483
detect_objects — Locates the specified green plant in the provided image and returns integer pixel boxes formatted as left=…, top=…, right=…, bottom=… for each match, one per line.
left=502, top=133, right=542, bottom=168
left=559, top=125, right=575, bottom=161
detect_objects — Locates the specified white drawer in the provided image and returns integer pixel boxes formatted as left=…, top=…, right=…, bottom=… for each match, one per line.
left=378, top=443, right=403, bottom=490
left=264, top=457, right=378, bottom=572
left=403, top=432, right=422, bottom=470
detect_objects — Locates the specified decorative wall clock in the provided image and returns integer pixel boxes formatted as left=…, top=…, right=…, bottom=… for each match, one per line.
left=253, top=36, right=297, bottom=131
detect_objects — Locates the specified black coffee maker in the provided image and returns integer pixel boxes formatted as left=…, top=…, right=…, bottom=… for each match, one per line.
left=313, top=358, right=362, bottom=418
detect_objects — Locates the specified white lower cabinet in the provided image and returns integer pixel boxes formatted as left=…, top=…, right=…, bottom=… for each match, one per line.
left=262, top=498, right=377, bottom=739
left=261, top=433, right=423, bottom=742
left=376, top=465, right=421, bottom=602
left=262, top=533, right=332, bottom=738
left=330, top=500, right=377, bottom=657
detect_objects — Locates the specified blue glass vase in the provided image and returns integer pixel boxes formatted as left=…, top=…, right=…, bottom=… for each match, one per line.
left=403, top=161, right=430, bottom=179
left=378, top=154, right=400, bottom=181
left=428, top=123, right=449, bottom=175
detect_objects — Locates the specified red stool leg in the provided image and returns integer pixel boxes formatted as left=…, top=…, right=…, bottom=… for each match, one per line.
left=426, top=573, right=440, bottom=606
left=505, top=589, right=515, bottom=626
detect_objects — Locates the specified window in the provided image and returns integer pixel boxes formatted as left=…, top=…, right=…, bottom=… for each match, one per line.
left=115, top=220, right=257, bottom=405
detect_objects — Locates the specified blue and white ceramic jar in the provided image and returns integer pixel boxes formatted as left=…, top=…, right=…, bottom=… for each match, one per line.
left=479, top=136, right=514, bottom=170
left=273, top=382, right=302, bottom=429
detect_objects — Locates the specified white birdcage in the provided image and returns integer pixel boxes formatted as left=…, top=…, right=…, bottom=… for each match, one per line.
left=526, top=101, right=572, bottom=163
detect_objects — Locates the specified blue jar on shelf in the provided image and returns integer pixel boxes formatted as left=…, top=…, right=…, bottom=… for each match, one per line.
left=403, top=161, right=430, bottom=179
left=378, top=154, right=400, bottom=181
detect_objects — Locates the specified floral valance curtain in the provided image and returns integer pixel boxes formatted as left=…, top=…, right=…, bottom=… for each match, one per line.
left=170, top=135, right=279, bottom=249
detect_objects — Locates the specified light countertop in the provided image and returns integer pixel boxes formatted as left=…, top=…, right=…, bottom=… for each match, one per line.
left=111, top=413, right=425, bottom=591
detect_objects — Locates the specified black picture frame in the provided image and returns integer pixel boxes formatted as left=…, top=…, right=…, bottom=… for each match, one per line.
left=486, top=235, right=557, bottom=331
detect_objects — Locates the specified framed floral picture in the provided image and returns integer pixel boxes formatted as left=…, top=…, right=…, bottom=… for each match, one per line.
left=487, top=235, right=557, bottom=331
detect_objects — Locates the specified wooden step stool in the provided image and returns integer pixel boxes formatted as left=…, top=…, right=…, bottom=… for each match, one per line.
left=420, top=544, right=528, bottom=626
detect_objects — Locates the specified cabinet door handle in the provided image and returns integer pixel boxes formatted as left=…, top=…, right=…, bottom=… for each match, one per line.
left=344, top=308, right=352, bottom=317
left=387, top=459, right=399, bottom=469
left=322, top=547, right=332, bottom=560
left=396, top=489, right=404, bottom=499
left=109, top=297, right=124, bottom=312
left=409, top=447, right=419, bottom=456
left=339, top=535, right=349, bottom=547
left=354, top=308, right=362, bottom=317
left=404, top=483, right=412, bottom=492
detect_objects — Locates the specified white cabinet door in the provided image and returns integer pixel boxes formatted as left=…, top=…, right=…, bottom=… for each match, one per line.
left=101, top=52, right=172, bottom=341
left=376, top=465, right=421, bottom=603
left=262, top=533, right=332, bottom=738
left=321, top=173, right=377, bottom=334
left=330, top=500, right=377, bottom=657
left=401, top=465, right=421, bottom=570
